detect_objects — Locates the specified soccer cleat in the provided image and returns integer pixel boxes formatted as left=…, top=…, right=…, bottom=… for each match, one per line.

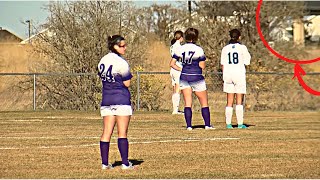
left=238, top=124, right=247, bottom=129
left=205, top=126, right=216, bottom=130
left=186, top=127, right=193, bottom=131
left=226, top=124, right=233, bottom=129
left=102, top=163, right=114, bottom=170
left=121, top=161, right=134, bottom=170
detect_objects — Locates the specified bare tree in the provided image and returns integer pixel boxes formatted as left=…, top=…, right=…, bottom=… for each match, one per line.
left=31, top=1, right=150, bottom=110
left=23, top=1, right=318, bottom=111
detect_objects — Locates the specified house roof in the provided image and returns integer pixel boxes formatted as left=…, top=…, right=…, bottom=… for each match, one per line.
left=0, top=28, right=23, bottom=43
left=20, top=28, right=50, bottom=44
left=306, top=1, right=320, bottom=15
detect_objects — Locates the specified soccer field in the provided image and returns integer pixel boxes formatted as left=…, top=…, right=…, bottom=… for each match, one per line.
left=0, top=111, right=319, bottom=178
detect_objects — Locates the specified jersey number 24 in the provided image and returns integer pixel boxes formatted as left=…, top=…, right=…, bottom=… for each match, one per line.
left=99, top=64, right=115, bottom=82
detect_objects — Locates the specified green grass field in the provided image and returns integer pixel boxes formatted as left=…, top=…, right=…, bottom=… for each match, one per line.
left=0, top=110, right=319, bottom=178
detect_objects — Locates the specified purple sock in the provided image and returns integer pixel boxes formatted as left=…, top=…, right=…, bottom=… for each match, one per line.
left=184, top=107, right=192, bottom=128
left=118, top=138, right=129, bottom=166
left=201, top=107, right=211, bottom=127
left=100, top=141, right=110, bottom=165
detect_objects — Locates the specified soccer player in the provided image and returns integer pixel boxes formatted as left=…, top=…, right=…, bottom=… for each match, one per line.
left=170, top=28, right=214, bottom=130
left=97, top=35, right=134, bottom=170
left=169, top=30, right=184, bottom=115
left=220, top=29, right=251, bottom=129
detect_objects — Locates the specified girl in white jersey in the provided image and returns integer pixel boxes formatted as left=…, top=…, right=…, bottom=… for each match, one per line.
left=171, top=28, right=214, bottom=130
left=169, top=30, right=184, bottom=115
left=97, top=35, right=134, bottom=170
left=220, top=29, right=251, bottom=129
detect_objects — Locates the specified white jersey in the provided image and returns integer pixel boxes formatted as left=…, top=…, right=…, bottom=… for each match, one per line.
left=220, top=43, right=251, bottom=74
left=170, top=40, right=183, bottom=68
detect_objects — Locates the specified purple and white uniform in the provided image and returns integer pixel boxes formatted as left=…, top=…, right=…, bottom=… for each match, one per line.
left=98, top=52, right=133, bottom=116
left=173, top=43, right=207, bottom=92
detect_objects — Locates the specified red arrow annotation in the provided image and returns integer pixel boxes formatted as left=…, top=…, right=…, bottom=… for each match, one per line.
left=256, top=0, right=320, bottom=96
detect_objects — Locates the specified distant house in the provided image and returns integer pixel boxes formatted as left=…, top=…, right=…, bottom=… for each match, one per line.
left=305, top=15, right=320, bottom=42
left=306, top=1, right=320, bottom=15
left=0, top=27, right=23, bottom=43
left=20, top=28, right=53, bottom=44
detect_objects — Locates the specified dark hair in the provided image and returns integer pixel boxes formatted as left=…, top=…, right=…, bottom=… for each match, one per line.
left=184, top=28, right=199, bottom=43
left=229, top=29, right=241, bottom=44
left=171, top=38, right=176, bottom=45
left=174, top=30, right=183, bottom=40
left=170, top=30, right=183, bottom=45
left=108, top=35, right=125, bottom=53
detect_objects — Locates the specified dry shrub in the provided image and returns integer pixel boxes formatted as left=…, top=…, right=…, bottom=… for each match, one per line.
left=0, top=44, right=42, bottom=110
left=130, top=66, right=167, bottom=111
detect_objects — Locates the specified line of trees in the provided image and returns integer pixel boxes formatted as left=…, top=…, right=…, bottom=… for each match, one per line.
left=24, top=1, right=318, bottom=111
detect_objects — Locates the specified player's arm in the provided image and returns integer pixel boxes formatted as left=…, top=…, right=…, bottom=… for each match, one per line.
left=123, top=79, right=131, bottom=87
left=198, top=48, right=206, bottom=70
left=199, top=61, right=205, bottom=69
left=220, top=48, right=227, bottom=72
left=120, top=61, right=133, bottom=88
left=170, top=56, right=182, bottom=71
left=243, top=46, right=251, bottom=65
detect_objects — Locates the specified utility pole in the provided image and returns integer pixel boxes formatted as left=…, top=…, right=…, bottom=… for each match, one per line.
left=119, top=1, right=122, bottom=34
left=26, top=20, right=31, bottom=43
left=188, top=1, right=192, bottom=27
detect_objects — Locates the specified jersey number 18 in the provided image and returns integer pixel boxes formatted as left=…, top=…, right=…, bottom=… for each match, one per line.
left=228, top=52, right=239, bottom=64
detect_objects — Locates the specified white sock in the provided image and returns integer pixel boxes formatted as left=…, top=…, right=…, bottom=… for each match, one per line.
left=225, top=107, right=233, bottom=125
left=172, top=93, right=180, bottom=112
left=236, top=105, right=244, bottom=125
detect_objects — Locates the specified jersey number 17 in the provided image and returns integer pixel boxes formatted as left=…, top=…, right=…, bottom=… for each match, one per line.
left=181, top=51, right=195, bottom=64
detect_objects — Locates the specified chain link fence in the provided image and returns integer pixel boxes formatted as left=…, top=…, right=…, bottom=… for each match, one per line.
left=0, top=72, right=319, bottom=112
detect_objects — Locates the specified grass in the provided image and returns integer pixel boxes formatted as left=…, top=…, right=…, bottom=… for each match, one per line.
left=0, top=110, right=319, bottom=178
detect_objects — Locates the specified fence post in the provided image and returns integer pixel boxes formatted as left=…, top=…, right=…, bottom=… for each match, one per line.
left=136, top=71, right=140, bottom=111
left=33, top=74, right=36, bottom=111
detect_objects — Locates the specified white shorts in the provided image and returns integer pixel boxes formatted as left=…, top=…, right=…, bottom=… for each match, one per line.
left=223, top=73, right=246, bottom=94
left=170, top=68, right=181, bottom=86
left=100, top=105, right=132, bottom=117
left=180, top=79, right=207, bottom=92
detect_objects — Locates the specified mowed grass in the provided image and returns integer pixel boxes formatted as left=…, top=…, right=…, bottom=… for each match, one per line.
left=0, top=110, right=319, bottom=178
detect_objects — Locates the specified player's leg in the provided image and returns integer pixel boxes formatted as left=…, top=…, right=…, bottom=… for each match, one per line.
left=223, top=78, right=235, bottom=129
left=235, top=93, right=246, bottom=129
left=193, top=80, right=213, bottom=129
left=116, top=115, right=132, bottom=168
left=235, top=75, right=247, bottom=129
left=225, top=93, right=235, bottom=129
left=223, top=74, right=235, bottom=129
left=182, top=85, right=193, bottom=130
left=100, top=113, right=116, bottom=169
left=116, top=105, right=133, bottom=169
left=195, top=90, right=214, bottom=129
left=172, top=83, right=182, bottom=114
left=171, top=70, right=181, bottom=114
